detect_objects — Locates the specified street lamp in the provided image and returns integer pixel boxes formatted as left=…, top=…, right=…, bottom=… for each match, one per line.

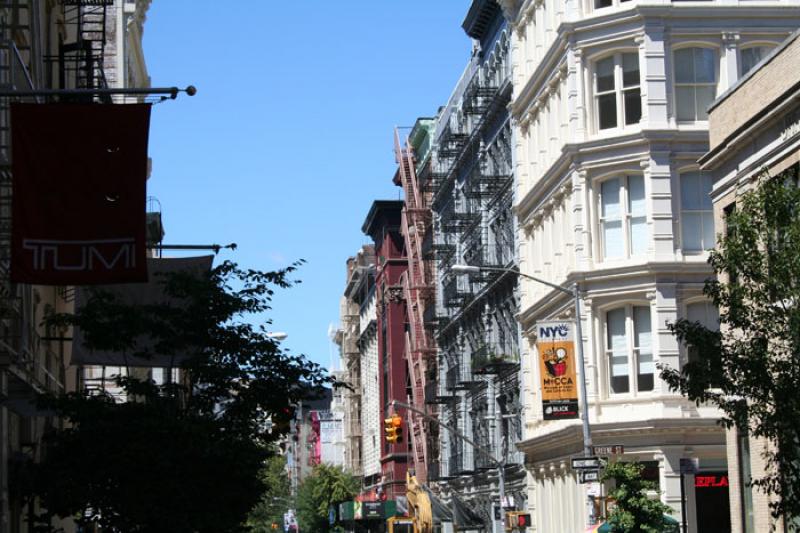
left=450, top=264, right=594, bottom=524
left=266, top=331, right=288, bottom=341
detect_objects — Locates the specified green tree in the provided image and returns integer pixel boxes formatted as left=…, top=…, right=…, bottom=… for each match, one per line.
left=659, top=173, right=800, bottom=523
left=246, top=455, right=293, bottom=532
left=601, top=462, right=673, bottom=533
left=27, top=261, right=332, bottom=533
left=296, top=464, right=359, bottom=532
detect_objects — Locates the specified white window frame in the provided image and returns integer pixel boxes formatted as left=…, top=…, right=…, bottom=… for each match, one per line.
left=673, top=45, right=719, bottom=123
left=679, top=169, right=715, bottom=253
left=597, top=174, right=648, bottom=260
left=603, top=303, right=655, bottom=397
left=593, top=51, right=642, bottom=132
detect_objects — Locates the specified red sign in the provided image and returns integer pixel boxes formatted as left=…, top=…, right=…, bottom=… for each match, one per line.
left=10, top=103, right=151, bottom=284
left=695, top=475, right=729, bottom=488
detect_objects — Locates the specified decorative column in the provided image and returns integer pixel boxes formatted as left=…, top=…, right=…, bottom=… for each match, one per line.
left=645, top=151, right=676, bottom=260
left=721, top=32, right=741, bottom=91
left=640, top=21, right=670, bottom=129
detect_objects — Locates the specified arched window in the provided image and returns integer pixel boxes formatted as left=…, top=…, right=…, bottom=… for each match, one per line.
left=605, top=304, right=654, bottom=394
left=739, top=45, right=774, bottom=77
left=674, top=47, right=718, bottom=122
left=594, top=52, right=641, bottom=130
left=598, top=175, right=647, bottom=259
left=680, top=171, right=715, bottom=252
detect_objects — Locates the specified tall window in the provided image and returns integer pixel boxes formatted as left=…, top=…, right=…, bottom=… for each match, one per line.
left=674, top=47, right=717, bottom=121
left=740, top=46, right=773, bottom=77
left=595, top=53, right=641, bottom=130
left=681, top=171, right=715, bottom=252
left=599, top=175, right=647, bottom=259
left=606, top=305, right=654, bottom=394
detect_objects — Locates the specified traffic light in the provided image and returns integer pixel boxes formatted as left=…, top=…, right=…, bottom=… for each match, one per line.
left=516, top=513, right=531, bottom=528
left=505, top=512, right=532, bottom=529
left=384, top=414, right=403, bottom=443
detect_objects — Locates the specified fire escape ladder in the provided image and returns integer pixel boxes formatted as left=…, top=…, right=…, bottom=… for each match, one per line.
left=55, top=0, right=111, bottom=93
left=404, top=330, right=428, bottom=482
left=395, top=127, right=438, bottom=482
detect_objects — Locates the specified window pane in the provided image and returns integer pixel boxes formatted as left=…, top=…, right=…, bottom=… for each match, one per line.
left=681, top=172, right=703, bottom=210
left=601, top=179, right=621, bottom=218
left=741, top=46, right=770, bottom=77
left=598, top=93, right=617, bottom=130
left=674, top=48, right=695, bottom=83
left=607, top=308, right=630, bottom=393
left=622, top=53, right=640, bottom=87
left=693, top=48, right=716, bottom=83
left=676, top=87, right=696, bottom=121
left=595, top=0, right=613, bottom=7
left=597, top=57, right=615, bottom=92
left=634, top=306, right=654, bottom=392
left=703, top=211, right=716, bottom=250
left=695, top=85, right=716, bottom=120
left=686, top=301, right=719, bottom=330
left=630, top=216, right=647, bottom=255
left=682, top=212, right=703, bottom=251
left=604, top=220, right=624, bottom=258
left=633, top=306, right=652, bottom=355
left=624, top=88, right=642, bottom=125
left=628, top=176, right=646, bottom=216
left=701, top=173, right=713, bottom=208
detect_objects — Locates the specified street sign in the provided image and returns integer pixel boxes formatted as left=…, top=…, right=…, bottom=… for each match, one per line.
left=592, top=445, right=624, bottom=456
left=572, top=456, right=603, bottom=470
left=578, top=469, right=600, bottom=483
left=585, top=481, right=602, bottom=496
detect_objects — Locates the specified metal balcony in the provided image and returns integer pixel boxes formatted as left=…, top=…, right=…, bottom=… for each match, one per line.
left=471, top=345, right=519, bottom=375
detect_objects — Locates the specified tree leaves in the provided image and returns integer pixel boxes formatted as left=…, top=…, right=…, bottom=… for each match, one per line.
left=659, top=171, right=800, bottom=524
left=601, top=462, right=673, bottom=533
left=28, top=260, right=334, bottom=532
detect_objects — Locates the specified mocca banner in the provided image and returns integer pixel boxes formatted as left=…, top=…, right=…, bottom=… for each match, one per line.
left=536, top=320, right=579, bottom=420
left=10, top=103, right=151, bottom=285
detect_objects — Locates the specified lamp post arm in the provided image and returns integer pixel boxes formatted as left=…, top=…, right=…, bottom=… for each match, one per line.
left=465, top=266, right=575, bottom=297
left=390, top=400, right=502, bottom=469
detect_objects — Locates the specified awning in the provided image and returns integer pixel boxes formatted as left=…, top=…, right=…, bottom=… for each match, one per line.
left=71, top=256, right=213, bottom=367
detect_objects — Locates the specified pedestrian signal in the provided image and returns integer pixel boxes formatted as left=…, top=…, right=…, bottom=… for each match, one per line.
left=384, top=414, right=403, bottom=443
left=506, top=511, right=532, bottom=529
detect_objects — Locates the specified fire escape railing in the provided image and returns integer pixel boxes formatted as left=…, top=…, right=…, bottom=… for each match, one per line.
left=394, top=128, right=437, bottom=483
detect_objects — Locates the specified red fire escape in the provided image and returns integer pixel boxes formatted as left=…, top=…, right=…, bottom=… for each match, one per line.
left=393, top=128, right=436, bottom=483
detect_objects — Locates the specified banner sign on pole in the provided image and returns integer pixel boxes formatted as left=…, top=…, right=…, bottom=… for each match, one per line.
left=10, top=103, right=151, bottom=285
left=536, top=321, right=579, bottom=420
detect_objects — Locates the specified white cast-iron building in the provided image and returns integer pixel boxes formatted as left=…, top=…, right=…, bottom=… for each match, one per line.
left=498, top=0, right=800, bottom=531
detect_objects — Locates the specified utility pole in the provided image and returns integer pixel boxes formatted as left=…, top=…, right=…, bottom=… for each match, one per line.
left=451, top=265, right=594, bottom=526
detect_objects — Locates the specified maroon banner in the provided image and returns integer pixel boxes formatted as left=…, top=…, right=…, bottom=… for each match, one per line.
left=10, top=103, right=151, bottom=284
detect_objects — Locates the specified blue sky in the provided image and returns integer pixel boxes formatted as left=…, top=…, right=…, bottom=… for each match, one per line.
left=143, top=1, right=472, bottom=370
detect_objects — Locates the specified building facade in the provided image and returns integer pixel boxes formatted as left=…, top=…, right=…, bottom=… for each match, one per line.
left=362, top=201, right=411, bottom=501
left=0, top=2, right=152, bottom=532
left=335, top=245, right=383, bottom=494
left=429, top=2, right=525, bottom=531
left=700, top=28, right=800, bottom=533
left=500, top=0, right=800, bottom=531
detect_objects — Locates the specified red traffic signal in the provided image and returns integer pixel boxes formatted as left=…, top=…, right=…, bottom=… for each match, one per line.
left=516, top=513, right=531, bottom=527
